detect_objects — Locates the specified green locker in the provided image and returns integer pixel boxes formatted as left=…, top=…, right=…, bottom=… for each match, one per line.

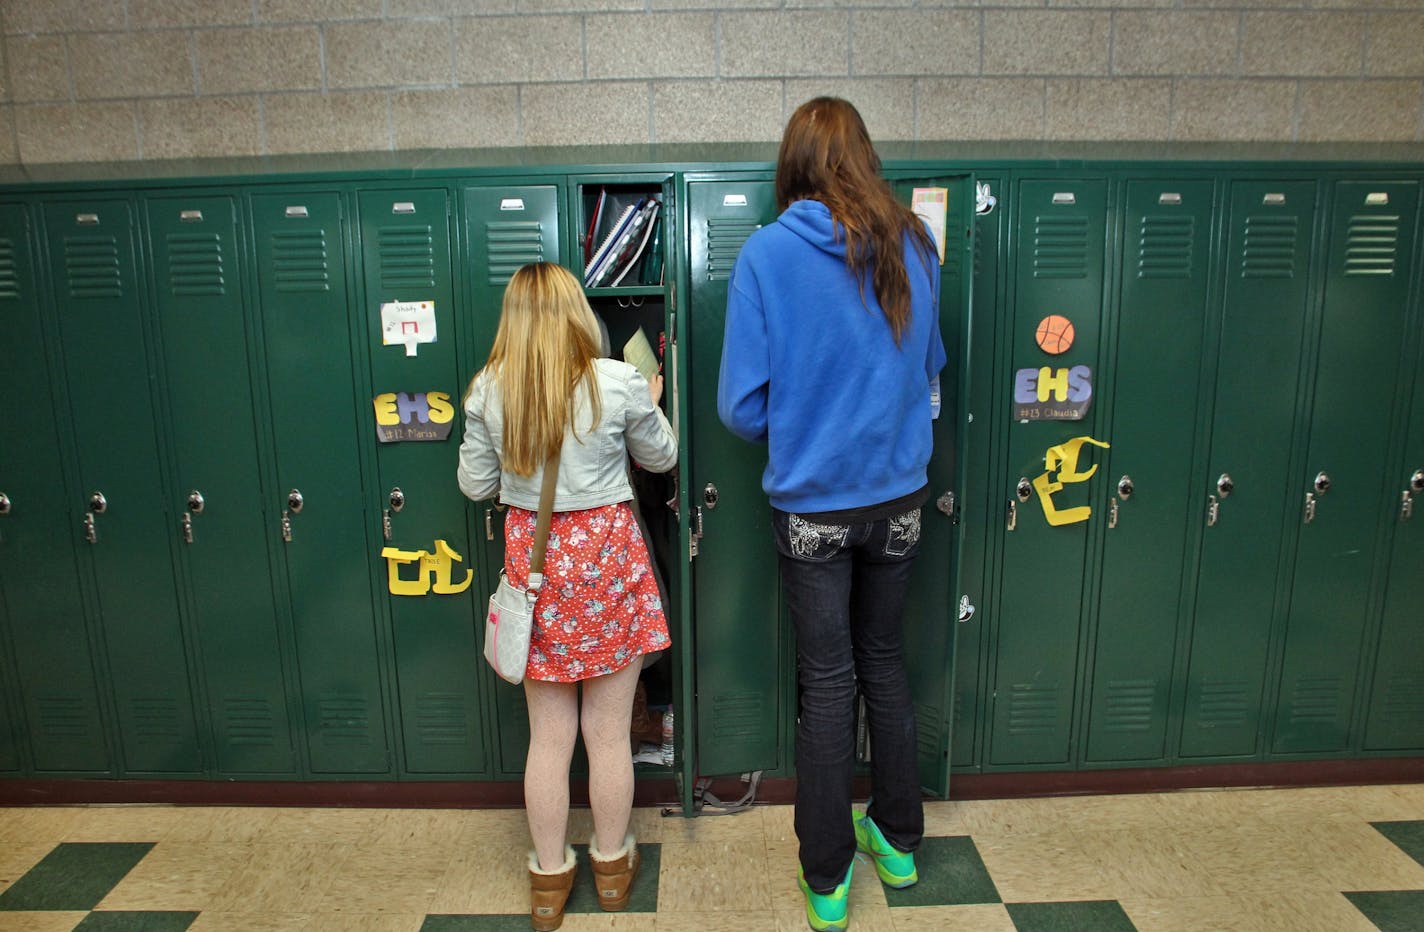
left=1180, top=180, right=1319, bottom=759
left=43, top=199, right=203, bottom=775
left=460, top=182, right=561, bottom=776
left=146, top=194, right=298, bottom=776
left=1364, top=338, right=1424, bottom=750
left=250, top=190, right=391, bottom=775
left=358, top=187, right=487, bottom=775
left=1086, top=179, right=1215, bottom=764
left=686, top=176, right=784, bottom=777
left=989, top=178, right=1109, bottom=766
left=1272, top=180, right=1420, bottom=753
left=0, top=200, right=111, bottom=774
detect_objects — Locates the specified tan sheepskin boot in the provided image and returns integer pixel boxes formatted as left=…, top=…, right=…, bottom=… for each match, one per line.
left=588, top=833, right=639, bottom=912
left=528, top=845, right=577, bottom=931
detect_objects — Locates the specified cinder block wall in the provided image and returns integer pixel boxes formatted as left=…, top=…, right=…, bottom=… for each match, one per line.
left=1, top=0, right=1422, bottom=164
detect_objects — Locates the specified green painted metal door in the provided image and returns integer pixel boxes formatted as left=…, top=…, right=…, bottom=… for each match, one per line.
left=147, top=193, right=298, bottom=776
left=1272, top=180, right=1419, bottom=753
left=1180, top=180, right=1318, bottom=759
left=1364, top=337, right=1424, bottom=750
left=358, top=187, right=487, bottom=775
left=687, top=177, right=784, bottom=777
left=1086, top=179, right=1215, bottom=764
left=251, top=190, right=390, bottom=775
left=989, top=178, right=1109, bottom=766
left=43, top=199, right=202, bottom=775
left=0, top=200, right=111, bottom=774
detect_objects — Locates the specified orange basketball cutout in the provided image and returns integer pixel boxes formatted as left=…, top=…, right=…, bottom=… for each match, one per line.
left=1035, top=315, right=1075, bottom=355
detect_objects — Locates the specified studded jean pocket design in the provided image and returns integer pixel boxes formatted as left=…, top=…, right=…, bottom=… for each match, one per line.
left=787, top=514, right=851, bottom=561
left=884, top=508, right=921, bottom=557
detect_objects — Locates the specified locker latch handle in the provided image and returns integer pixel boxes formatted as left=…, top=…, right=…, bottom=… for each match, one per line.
left=1303, top=491, right=1317, bottom=524
left=181, top=513, right=194, bottom=544
left=1006, top=499, right=1017, bottom=532
left=1108, top=496, right=1119, bottom=529
left=1206, top=494, right=1220, bottom=527
left=1400, top=490, right=1414, bottom=522
left=84, top=513, right=97, bottom=544
left=382, top=510, right=393, bottom=542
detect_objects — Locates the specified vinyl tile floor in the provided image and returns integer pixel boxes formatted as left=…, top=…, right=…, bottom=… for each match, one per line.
left=1, top=783, right=1422, bottom=931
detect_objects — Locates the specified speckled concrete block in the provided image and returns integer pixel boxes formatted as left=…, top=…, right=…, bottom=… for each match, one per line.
left=139, top=96, right=263, bottom=159
left=1298, top=79, right=1422, bottom=141
left=1170, top=79, right=1297, bottom=141
left=1113, top=12, right=1239, bottom=77
left=326, top=20, right=453, bottom=89
left=721, top=11, right=850, bottom=78
left=197, top=27, right=322, bottom=95
left=263, top=90, right=391, bottom=154
left=587, top=13, right=717, bottom=81
left=653, top=79, right=782, bottom=142
left=15, top=102, right=140, bottom=163
left=784, top=78, right=916, bottom=140
left=1241, top=13, right=1367, bottom=78
left=1, top=0, right=125, bottom=34
left=1045, top=78, right=1172, bottom=140
left=917, top=77, right=1047, bottom=140
left=455, top=15, right=584, bottom=84
left=391, top=86, right=520, bottom=149
left=1365, top=14, right=1424, bottom=78
left=389, top=0, right=517, bottom=14
left=984, top=11, right=1111, bottom=76
left=853, top=10, right=979, bottom=78
left=128, top=0, right=254, bottom=29
left=7, top=35, right=70, bottom=103
left=71, top=32, right=196, bottom=100
left=522, top=81, right=649, bottom=146
left=258, top=0, right=383, bottom=24
left=0, top=108, right=16, bottom=163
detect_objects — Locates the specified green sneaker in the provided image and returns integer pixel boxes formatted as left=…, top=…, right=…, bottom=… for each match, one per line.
left=797, top=863, right=852, bottom=931
left=854, top=813, right=918, bottom=888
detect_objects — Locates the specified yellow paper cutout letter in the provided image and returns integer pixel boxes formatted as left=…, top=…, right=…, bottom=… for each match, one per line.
left=381, top=546, right=432, bottom=595
left=1032, top=436, right=1111, bottom=526
left=1037, top=367, right=1071, bottom=402
left=427, top=538, right=474, bottom=594
left=373, top=393, right=401, bottom=426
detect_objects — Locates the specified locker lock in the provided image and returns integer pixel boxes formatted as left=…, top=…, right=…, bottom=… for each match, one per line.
left=389, top=487, right=405, bottom=512
left=287, top=489, right=304, bottom=513
left=1216, top=473, right=1234, bottom=498
left=0, top=492, right=9, bottom=515
left=1117, top=475, right=1134, bottom=501
left=1313, top=471, right=1332, bottom=495
left=1015, top=477, right=1033, bottom=502
left=1410, top=469, right=1424, bottom=493
left=187, top=490, right=205, bottom=514
left=703, top=483, right=719, bottom=509
left=88, top=491, right=107, bottom=514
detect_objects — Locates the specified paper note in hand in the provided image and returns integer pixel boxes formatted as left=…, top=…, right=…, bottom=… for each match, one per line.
left=623, top=327, right=660, bottom=385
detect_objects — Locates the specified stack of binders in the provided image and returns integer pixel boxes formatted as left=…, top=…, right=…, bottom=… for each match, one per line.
left=583, top=194, right=662, bottom=288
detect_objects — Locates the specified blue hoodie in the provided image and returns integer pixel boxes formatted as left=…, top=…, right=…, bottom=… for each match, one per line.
left=717, top=198, right=947, bottom=514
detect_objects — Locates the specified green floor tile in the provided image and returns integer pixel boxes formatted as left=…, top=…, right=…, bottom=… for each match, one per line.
left=1006, top=900, right=1137, bottom=932
left=1344, top=890, right=1424, bottom=932
left=881, top=835, right=1001, bottom=908
left=0, top=843, right=155, bottom=912
left=567, top=842, right=660, bottom=913
left=421, top=917, right=531, bottom=931
left=1371, top=821, right=1424, bottom=869
left=74, top=911, right=198, bottom=931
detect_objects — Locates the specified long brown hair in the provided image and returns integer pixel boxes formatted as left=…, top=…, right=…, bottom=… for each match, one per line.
left=475, top=262, right=602, bottom=477
left=775, top=97, right=935, bottom=344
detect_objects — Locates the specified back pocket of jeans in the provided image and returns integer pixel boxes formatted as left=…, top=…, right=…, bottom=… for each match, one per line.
left=884, top=508, right=922, bottom=556
left=785, top=514, right=849, bottom=561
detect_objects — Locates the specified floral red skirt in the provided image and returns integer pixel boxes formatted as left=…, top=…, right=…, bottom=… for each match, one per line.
left=503, top=501, right=670, bottom=683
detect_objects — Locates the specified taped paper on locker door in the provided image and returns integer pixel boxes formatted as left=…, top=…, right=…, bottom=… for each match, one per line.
left=381, top=300, right=437, bottom=356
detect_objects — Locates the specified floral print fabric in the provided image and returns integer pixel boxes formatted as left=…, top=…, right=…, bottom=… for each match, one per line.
left=503, top=502, right=670, bottom=683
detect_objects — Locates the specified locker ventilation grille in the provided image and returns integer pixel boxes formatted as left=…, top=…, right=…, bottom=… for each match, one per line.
left=0, top=238, right=19, bottom=299
left=378, top=224, right=436, bottom=289
left=131, top=697, right=184, bottom=742
left=1288, top=675, right=1343, bottom=724
left=1102, top=679, right=1155, bottom=732
left=224, top=698, right=276, bottom=747
left=1195, top=678, right=1250, bottom=727
left=271, top=230, right=332, bottom=293
left=37, top=697, right=95, bottom=740
left=166, top=233, right=226, bottom=297
left=317, top=697, right=374, bottom=746
left=1378, top=673, right=1424, bottom=723
left=63, top=235, right=123, bottom=298
left=1032, top=216, right=1089, bottom=279
left=1240, top=216, right=1298, bottom=278
left=1344, top=214, right=1400, bottom=276
left=484, top=220, right=545, bottom=285
left=415, top=693, right=469, bottom=746
left=1137, top=216, right=1194, bottom=279
left=1006, top=682, right=1060, bottom=735
left=710, top=692, right=767, bottom=740
left=706, top=220, right=760, bottom=281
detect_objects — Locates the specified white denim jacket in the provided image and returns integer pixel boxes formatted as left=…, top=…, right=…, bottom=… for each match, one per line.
left=457, top=358, right=678, bottom=511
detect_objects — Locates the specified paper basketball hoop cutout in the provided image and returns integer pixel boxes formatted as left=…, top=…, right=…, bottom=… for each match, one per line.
left=1035, top=315, right=1075, bottom=355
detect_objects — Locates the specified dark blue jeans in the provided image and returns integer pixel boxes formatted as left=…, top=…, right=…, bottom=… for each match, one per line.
left=773, top=507, right=925, bottom=893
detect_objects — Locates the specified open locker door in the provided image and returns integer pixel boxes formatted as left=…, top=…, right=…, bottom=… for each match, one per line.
left=892, top=174, right=975, bottom=798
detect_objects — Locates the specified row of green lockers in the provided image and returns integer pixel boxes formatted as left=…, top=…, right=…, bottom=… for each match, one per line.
left=0, top=149, right=1421, bottom=795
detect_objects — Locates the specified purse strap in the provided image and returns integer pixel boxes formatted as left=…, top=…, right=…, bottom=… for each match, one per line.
left=527, top=449, right=561, bottom=592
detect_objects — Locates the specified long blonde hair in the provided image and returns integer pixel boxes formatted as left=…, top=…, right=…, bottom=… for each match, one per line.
left=476, top=262, right=603, bottom=477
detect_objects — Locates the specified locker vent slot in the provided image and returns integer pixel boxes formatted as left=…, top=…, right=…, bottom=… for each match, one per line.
left=224, top=698, right=277, bottom=747
left=915, top=702, right=941, bottom=758
left=1195, top=678, right=1250, bottom=728
left=414, top=693, right=469, bottom=746
left=0, top=238, right=19, bottom=300
left=63, top=235, right=123, bottom=298
left=377, top=223, right=436, bottom=290
left=1102, top=679, right=1155, bottom=732
left=1031, top=215, right=1089, bottom=279
left=270, top=229, right=332, bottom=293
left=709, top=692, right=767, bottom=740
left=1343, top=214, right=1400, bottom=276
left=131, top=697, right=183, bottom=743
left=1136, top=216, right=1195, bottom=279
left=1006, top=682, right=1060, bottom=735
left=484, top=220, right=545, bottom=285
left=1239, top=216, right=1298, bottom=278
left=37, top=697, right=95, bottom=740
left=165, top=233, right=226, bottom=297
left=706, top=219, right=760, bottom=281
left=1378, top=673, right=1424, bottom=724
left=316, top=697, right=374, bottom=746
left=1287, top=675, right=1343, bottom=724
